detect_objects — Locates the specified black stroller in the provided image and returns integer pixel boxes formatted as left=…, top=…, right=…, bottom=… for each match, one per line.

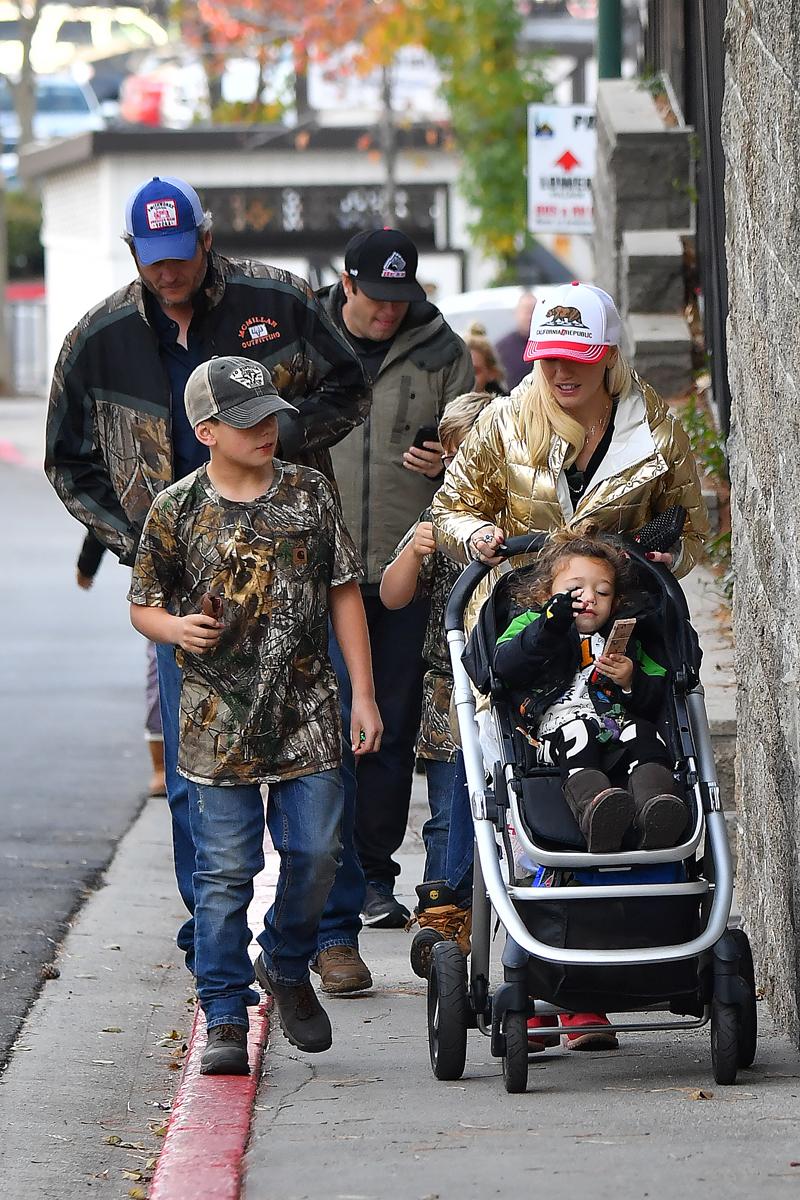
left=426, top=533, right=756, bottom=1093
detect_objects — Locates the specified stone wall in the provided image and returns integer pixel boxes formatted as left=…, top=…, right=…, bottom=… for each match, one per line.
left=592, top=79, right=693, bottom=397
left=724, top=0, right=800, bottom=1042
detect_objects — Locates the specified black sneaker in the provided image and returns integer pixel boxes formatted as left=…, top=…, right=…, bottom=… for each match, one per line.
left=360, top=881, right=410, bottom=929
left=254, top=952, right=332, bottom=1053
left=200, top=1023, right=249, bottom=1075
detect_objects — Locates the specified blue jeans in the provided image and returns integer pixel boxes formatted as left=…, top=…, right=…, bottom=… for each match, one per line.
left=444, top=751, right=474, bottom=902
left=191, top=770, right=344, bottom=1030
left=421, top=757, right=457, bottom=883
left=155, top=643, right=197, bottom=971
left=316, top=628, right=366, bottom=952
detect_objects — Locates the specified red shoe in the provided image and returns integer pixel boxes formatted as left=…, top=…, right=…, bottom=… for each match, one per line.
left=560, top=1012, right=619, bottom=1051
left=527, top=1014, right=560, bottom=1052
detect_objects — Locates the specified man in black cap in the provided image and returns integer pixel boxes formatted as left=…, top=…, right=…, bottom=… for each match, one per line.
left=311, top=229, right=474, bottom=994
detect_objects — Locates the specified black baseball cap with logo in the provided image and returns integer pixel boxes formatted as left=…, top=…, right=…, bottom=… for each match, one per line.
left=343, top=228, right=426, bottom=302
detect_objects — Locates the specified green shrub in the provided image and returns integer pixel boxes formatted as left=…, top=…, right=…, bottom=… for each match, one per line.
left=5, top=188, right=44, bottom=278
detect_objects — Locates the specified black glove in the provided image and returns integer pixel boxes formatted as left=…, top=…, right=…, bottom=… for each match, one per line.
left=542, top=588, right=580, bottom=632
left=632, top=505, right=687, bottom=554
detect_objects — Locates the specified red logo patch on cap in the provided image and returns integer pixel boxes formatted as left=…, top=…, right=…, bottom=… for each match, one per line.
left=145, top=199, right=178, bottom=231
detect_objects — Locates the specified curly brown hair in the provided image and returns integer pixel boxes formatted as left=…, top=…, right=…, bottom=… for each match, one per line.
left=509, top=521, right=633, bottom=610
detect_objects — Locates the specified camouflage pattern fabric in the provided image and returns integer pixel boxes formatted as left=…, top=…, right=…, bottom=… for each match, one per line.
left=45, top=251, right=370, bottom=565
left=129, top=462, right=362, bottom=785
left=388, top=507, right=461, bottom=763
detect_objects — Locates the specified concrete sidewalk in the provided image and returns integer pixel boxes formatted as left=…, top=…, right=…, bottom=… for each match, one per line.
left=242, top=844, right=798, bottom=1200
left=0, top=798, right=192, bottom=1199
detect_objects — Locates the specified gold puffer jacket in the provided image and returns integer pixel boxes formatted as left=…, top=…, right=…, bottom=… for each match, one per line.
left=432, top=373, right=709, bottom=632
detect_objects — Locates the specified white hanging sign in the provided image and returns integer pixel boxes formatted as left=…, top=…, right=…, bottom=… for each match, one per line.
left=527, top=103, right=596, bottom=234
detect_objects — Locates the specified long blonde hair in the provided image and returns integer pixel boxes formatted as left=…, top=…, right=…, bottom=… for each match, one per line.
left=518, top=352, right=634, bottom=469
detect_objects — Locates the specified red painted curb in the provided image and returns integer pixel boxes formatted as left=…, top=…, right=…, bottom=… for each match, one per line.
left=148, top=1000, right=271, bottom=1200
left=149, top=850, right=279, bottom=1200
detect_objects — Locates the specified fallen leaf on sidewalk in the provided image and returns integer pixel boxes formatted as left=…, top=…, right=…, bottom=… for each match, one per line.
left=103, top=1136, right=122, bottom=1146
left=101, top=1027, right=123, bottom=1034
left=330, top=1077, right=384, bottom=1087
left=42, top=963, right=60, bottom=979
left=689, top=1089, right=714, bottom=1100
left=128, top=1189, right=147, bottom=1199
left=122, top=1170, right=143, bottom=1181
left=104, top=944, right=121, bottom=951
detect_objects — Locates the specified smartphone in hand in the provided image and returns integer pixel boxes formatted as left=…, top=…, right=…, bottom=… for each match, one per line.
left=411, top=424, right=439, bottom=450
left=602, top=617, right=636, bottom=658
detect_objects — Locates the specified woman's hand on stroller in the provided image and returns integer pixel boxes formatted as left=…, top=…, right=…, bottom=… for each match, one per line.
left=595, top=651, right=634, bottom=690
left=469, top=523, right=506, bottom=565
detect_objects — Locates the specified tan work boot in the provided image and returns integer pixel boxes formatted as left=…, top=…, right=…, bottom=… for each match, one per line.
left=311, top=946, right=372, bottom=995
left=147, top=738, right=166, bottom=797
left=407, top=881, right=472, bottom=978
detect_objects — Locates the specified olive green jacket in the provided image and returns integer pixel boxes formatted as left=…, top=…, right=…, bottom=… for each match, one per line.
left=320, top=283, right=474, bottom=583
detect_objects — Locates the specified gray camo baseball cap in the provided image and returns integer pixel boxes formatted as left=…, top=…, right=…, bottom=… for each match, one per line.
left=184, top=356, right=298, bottom=428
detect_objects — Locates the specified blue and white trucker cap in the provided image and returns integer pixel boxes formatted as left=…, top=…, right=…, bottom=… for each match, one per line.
left=124, top=176, right=205, bottom=265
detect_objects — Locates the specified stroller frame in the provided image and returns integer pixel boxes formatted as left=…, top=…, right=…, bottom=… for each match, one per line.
left=427, top=534, right=756, bottom=1093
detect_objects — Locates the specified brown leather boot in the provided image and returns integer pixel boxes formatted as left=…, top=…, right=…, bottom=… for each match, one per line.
left=147, top=738, right=166, bottom=797
left=563, top=768, right=635, bottom=853
left=311, top=946, right=373, bottom=995
left=629, top=763, right=688, bottom=849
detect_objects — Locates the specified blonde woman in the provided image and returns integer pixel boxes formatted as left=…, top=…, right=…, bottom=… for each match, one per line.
left=433, top=283, right=708, bottom=603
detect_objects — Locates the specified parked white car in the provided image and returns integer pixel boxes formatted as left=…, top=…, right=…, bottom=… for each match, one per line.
left=0, top=73, right=104, bottom=179
left=0, top=4, right=168, bottom=77
left=439, top=285, right=564, bottom=344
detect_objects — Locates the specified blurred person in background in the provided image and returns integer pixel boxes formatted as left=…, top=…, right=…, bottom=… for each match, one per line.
left=495, top=290, right=536, bottom=391
left=464, top=323, right=507, bottom=396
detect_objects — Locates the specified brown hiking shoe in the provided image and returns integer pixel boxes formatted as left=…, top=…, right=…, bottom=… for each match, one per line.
left=311, top=946, right=373, bottom=995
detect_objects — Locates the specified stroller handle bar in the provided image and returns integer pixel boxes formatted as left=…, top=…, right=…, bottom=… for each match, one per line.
left=444, top=532, right=693, bottom=634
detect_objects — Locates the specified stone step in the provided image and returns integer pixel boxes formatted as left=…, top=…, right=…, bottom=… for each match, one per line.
left=624, top=311, right=693, bottom=398
left=622, top=229, right=689, bottom=316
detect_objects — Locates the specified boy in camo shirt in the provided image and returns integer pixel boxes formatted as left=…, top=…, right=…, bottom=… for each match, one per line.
left=129, top=356, right=382, bottom=1075
left=380, top=391, right=492, bottom=977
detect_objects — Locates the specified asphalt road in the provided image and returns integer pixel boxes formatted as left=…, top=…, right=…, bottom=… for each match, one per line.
left=0, top=448, right=151, bottom=1066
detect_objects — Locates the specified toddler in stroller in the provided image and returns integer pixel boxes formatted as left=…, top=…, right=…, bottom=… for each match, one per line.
left=425, top=528, right=756, bottom=1093
left=494, top=525, right=688, bottom=857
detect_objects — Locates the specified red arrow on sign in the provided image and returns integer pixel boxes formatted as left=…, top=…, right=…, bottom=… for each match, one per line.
left=555, top=150, right=580, bottom=172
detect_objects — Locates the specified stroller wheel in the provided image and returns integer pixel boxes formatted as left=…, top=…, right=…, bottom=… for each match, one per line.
left=502, top=1011, right=529, bottom=1094
left=710, top=998, right=740, bottom=1085
left=729, top=928, right=758, bottom=1068
left=410, top=927, right=444, bottom=979
left=427, top=942, right=468, bottom=1081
